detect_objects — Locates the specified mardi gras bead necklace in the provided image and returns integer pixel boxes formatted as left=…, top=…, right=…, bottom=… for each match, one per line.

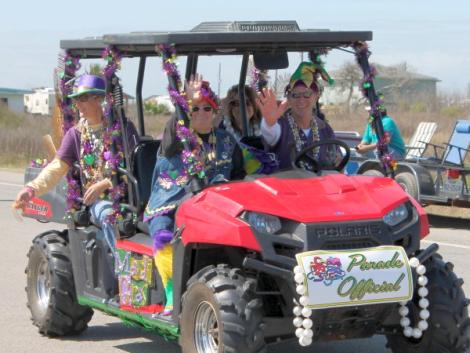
left=287, top=112, right=320, bottom=157
left=198, top=130, right=217, bottom=173
left=80, top=122, right=105, bottom=190
left=222, top=116, right=261, bottom=141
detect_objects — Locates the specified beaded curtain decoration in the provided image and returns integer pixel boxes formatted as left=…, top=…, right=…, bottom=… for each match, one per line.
left=101, top=46, right=126, bottom=225
left=57, top=51, right=82, bottom=212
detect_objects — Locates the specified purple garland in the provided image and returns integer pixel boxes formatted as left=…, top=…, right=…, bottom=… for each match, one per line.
left=101, top=46, right=126, bottom=225
left=250, top=65, right=269, bottom=93
left=353, top=42, right=397, bottom=172
left=59, top=51, right=81, bottom=135
left=250, top=66, right=261, bottom=91
left=157, top=44, right=206, bottom=179
left=58, top=51, right=82, bottom=212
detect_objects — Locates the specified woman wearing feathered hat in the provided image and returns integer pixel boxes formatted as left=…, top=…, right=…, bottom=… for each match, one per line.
left=257, top=61, right=336, bottom=171
left=14, top=74, right=139, bottom=253
left=144, top=75, right=245, bottom=315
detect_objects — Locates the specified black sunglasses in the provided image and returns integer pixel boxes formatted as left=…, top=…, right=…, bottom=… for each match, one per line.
left=73, top=94, right=93, bottom=102
left=290, top=90, right=315, bottom=99
left=192, top=106, right=213, bottom=113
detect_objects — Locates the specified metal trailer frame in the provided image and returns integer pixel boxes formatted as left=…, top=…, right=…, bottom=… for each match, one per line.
left=357, top=157, right=470, bottom=208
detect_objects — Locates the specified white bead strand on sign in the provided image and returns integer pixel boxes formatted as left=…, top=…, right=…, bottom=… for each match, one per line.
left=293, top=265, right=314, bottom=346
left=398, top=257, right=429, bottom=339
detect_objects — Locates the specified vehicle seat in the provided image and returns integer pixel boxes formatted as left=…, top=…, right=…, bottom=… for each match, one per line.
left=131, top=139, right=161, bottom=213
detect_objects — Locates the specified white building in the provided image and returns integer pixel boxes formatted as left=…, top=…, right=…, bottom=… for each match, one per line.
left=0, top=87, right=33, bottom=113
left=24, top=88, right=56, bottom=115
left=321, top=85, right=363, bottom=106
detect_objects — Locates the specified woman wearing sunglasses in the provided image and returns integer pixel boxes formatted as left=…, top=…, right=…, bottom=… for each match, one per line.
left=144, top=76, right=245, bottom=315
left=257, top=61, right=335, bottom=171
left=221, top=84, right=262, bottom=141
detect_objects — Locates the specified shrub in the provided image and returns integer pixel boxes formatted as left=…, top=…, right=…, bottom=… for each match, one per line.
left=144, top=101, right=170, bottom=115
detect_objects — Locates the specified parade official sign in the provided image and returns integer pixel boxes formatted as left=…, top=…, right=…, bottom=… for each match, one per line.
left=295, top=246, right=413, bottom=309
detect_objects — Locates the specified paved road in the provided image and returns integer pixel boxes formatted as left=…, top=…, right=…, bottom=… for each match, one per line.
left=0, top=170, right=469, bottom=353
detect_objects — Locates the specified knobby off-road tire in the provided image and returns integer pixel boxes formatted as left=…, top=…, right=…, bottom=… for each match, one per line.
left=26, top=230, right=93, bottom=336
left=395, top=172, right=419, bottom=201
left=362, top=169, right=384, bottom=177
left=387, top=253, right=470, bottom=353
left=180, top=264, right=266, bottom=353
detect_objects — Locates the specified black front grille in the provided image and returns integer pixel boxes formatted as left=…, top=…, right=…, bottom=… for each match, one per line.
left=322, top=239, right=380, bottom=250
left=305, top=220, right=391, bottom=251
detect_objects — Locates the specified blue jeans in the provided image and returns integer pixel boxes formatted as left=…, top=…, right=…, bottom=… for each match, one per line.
left=148, top=214, right=174, bottom=240
left=90, top=200, right=116, bottom=252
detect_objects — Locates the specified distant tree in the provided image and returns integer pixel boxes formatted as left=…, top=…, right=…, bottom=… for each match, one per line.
left=272, top=71, right=291, bottom=98
left=88, top=63, right=104, bottom=76
left=144, top=101, right=170, bottom=115
left=335, top=62, right=363, bottom=113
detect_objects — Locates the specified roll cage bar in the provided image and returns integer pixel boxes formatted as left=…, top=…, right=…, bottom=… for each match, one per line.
left=59, top=21, right=392, bottom=210
left=60, top=21, right=372, bottom=138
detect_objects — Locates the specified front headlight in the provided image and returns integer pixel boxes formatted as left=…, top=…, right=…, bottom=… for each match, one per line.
left=244, top=212, right=282, bottom=235
left=383, top=204, right=409, bottom=227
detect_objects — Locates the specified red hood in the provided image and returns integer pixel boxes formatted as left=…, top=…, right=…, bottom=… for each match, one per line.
left=187, top=174, right=410, bottom=223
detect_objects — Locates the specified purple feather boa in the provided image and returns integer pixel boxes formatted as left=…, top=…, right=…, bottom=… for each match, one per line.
left=152, top=229, right=174, bottom=251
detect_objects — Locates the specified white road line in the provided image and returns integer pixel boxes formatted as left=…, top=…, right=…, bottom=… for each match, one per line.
left=422, top=239, right=470, bottom=251
left=0, top=181, right=23, bottom=187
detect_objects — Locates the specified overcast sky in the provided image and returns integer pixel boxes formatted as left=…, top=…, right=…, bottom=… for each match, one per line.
left=1, top=0, right=469, bottom=97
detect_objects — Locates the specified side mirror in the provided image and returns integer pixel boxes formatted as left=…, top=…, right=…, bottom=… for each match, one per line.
left=253, top=51, right=289, bottom=70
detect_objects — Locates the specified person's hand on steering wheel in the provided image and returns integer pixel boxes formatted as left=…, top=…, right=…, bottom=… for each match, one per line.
left=294, top=139, right=350, bottom=173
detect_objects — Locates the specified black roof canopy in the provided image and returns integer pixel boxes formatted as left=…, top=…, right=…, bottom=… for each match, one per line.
left=60, top=21, right=372, bottom=57
left=60, top=37, right=106, bottom=58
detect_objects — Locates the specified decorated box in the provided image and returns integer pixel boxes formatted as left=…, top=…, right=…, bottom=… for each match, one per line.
left=115, top=248, right=154, bottom=307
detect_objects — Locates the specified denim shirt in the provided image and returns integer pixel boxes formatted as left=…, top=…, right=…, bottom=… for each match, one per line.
left=144, top=129, right=239, bottom=222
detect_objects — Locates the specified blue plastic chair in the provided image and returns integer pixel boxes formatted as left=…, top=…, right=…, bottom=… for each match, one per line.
left=422, top=120, right=470, bottom=166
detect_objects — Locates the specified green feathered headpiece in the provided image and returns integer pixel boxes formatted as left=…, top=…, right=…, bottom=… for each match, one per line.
left=287, top=61, right=334, bottom=93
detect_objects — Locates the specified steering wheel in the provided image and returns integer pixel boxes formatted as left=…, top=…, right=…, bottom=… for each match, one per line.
left=294, top=139, right=351, bottom=172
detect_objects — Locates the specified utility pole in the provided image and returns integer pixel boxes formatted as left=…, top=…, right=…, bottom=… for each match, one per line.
left=217, top=62, right=222, bottom=96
